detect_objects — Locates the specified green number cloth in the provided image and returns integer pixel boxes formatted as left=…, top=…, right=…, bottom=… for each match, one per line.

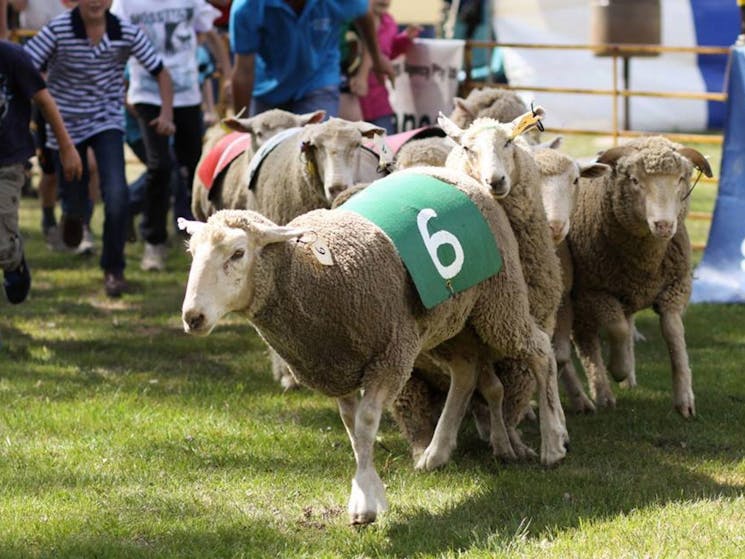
left=339, top=173, right=503, bottom=309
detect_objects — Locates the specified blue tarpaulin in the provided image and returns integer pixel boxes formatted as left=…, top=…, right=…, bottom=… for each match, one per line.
left=691, top=46, right=745, bottom=303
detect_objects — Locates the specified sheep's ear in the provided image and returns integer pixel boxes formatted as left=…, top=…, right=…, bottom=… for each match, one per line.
left=596, top=145, right=635, bottom=167
left=355, top=121, right=387, bottom=138
left=453, top=97, right=474, bottom=117
left=579, top=162, right=611, bottom=178
left=531, top=136, right=562, bottom=151
left=298, top=110, right=326, bottom=126
left=509, top=106, right=545, bottom=140
left=677, top=147, right=713, bottom=178
left=437, top=112, right=464, bottom=142
left=253, top=222, right=308, bottom=247
left=222, top=116, right=253, bottom=133
left=177, top=218, right=206, bottom=237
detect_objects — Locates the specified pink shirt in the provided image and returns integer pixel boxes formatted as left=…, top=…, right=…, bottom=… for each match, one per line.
left=358, top=12, right=413, bottom=121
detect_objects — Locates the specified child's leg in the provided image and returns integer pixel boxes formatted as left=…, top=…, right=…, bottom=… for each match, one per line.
left=0, top=163, right=32, bottom=304
left=88, top=130, right=129, bottom=276
left=0, top=164, right=27, bottom=271
left=54, top=141, right=90, bottom=248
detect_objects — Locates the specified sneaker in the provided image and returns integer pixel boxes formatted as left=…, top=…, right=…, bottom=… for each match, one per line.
left=43, top=225, right=68, bottom=252
left=141, top=242, right=167, bottom=271
left=3, top=256, right=31, bottom=304
left=75, top=226, right=96, bottom=256
left=60, top=214, right=84, bottom=248
left=103, top=271, right=128, bottom=298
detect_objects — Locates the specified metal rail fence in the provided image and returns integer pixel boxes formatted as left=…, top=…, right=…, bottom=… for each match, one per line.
left=462, top=41, right=732, bottom=249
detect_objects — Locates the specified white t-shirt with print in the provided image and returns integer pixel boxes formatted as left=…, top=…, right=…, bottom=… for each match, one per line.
left=111, top=0, right=219, bottom=107
left=18, top=0, right=72, bottom=30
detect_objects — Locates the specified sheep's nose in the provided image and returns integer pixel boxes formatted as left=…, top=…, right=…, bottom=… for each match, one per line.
left=548, top=220, right=566, bottom=242
left=327, top=183, right=346, bottom=200
left=184, top=310, right=205, bottom=331
left=652, top=220, right=675, bottom=238
left=489, top=176, right=508, bottom=197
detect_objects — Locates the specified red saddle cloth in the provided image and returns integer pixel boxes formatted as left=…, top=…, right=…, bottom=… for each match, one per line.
left=197, top=131, right=254, bottom=190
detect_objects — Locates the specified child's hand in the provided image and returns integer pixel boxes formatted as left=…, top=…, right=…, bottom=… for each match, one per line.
left=59, top=144, right=83, bottom=182
left=150, top=113, right=176, bottom=136
left=405, top=25, right=422, bottom=40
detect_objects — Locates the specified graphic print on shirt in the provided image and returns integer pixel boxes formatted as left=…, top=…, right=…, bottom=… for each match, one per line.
left=0, top=74, right=11, bottom=122
left=127, top=7, right=199, bottom=100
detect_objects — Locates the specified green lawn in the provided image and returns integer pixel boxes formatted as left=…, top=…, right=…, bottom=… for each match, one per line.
left=1, top=141, right=744, bottom=558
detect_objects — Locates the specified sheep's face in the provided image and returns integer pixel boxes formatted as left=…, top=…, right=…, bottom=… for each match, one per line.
left=182, top=224, right=257, bottom=336
left=459, top=125, right=516, bottom=198
left=302, top=119, right=385, bottom=201
left=536, top=152, right=610, bottom=244
left=623, top=168, right=691, bottom=239
left=223, top=109, right=326, bottom=151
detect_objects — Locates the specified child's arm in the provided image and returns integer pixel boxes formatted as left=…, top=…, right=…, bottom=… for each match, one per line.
left=33, top=88, right=82, bottom=181
left=391, top=26, right=421, bottom=59
left=354, top=11, right=396, bottom=87
left=150, top=68, right=175, bottom=136
left=200, top=29, right=232, bottom=106
left=0, top=0, right=8, bottom=40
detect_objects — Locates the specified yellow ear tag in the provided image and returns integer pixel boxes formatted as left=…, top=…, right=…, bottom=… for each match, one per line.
left=510, top=109, right=544, bottom=140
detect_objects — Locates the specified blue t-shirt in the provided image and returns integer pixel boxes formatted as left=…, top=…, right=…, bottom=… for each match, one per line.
left=0, top=41, right=46, bottom=165
left=230, top=0, right=368, bottom=106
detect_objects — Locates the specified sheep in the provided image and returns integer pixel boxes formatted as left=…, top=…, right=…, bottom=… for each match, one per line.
left=191, top=109, right=326, bottom=222
left=179, top=165, right=567, bottom=524
left=395, top=136, right=453, bottom=169
left=438, top=109, right=566, bottom=458
left=532, top=144, right=611, bottom=413
left=448, top=87, right=541, bottom=146
left=389, top=110, right=568, bottom=462
left=567, top=136, right=712, bottom=416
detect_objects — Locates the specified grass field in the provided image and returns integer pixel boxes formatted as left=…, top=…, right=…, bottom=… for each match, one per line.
left=1, top=138, right=744, bottom=558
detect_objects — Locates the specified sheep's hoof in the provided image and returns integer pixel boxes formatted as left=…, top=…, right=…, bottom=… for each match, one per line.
left=569, top=393, right=596, bottom=414
left=675, top=395, right=696, bottom=418
left=592, top=386, right=616, bottom=409
left=349, top=511, right=377, bottom=525
left=492, top=442, right=517, bottom=462
left=415, top=444, right=452, bottom=471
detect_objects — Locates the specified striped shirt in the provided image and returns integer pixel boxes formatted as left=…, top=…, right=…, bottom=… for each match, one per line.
left=24, top=7, right=163, bottom=149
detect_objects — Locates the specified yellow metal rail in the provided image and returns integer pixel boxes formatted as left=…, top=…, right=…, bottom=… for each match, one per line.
left=463, top=40, right=730, bottom=246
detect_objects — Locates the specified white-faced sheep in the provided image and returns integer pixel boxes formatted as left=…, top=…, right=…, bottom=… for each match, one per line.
left=439, top=110, right=566, bottom=458
left=568, top=136, right=711, bottom=416
left=390, top=110, right=569, bottom=463
left=179, top=166, right=566, bottom=524
left=191, top=109, right=326, bottom=221
left=532, top=145, right=610, bottom=413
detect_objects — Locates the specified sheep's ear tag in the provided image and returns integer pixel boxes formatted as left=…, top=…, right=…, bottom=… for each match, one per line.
left=510, top=105, right=544, bottom=139
left=301, top=141, right=317, bottom=177
left=310, top=238, right=333, bottom=266
left=374, top=134, right=395, bottom=172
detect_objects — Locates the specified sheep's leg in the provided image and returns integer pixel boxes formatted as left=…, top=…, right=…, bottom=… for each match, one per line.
left=659, top=310, right=695, bottom=418
left=572, top=294, right=618, bottom=409
left=337, top=393, right=358, bottom=442
left=415, top=356, right=477, bottom=471
left=619, top=315, right=638, bottom=388
left=526, top=327, right=569, bottom=466
left=390, top=374, right=440, bottom=461
left=271, top=349, right=300, bottom=391
left=607, top=313, right=635, bottom=384
left=554, top=297, right=595, bottom=414
left=344, top=381, right=392, bottom=525
left=476, top=368, right=516, bottom=461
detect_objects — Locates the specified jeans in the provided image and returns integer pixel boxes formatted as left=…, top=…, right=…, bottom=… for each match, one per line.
left=252, top=85, right=340, bottom=118
left=135, top=103, right=202, bottom=245
left=52, top=129, right=129, bottom=274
